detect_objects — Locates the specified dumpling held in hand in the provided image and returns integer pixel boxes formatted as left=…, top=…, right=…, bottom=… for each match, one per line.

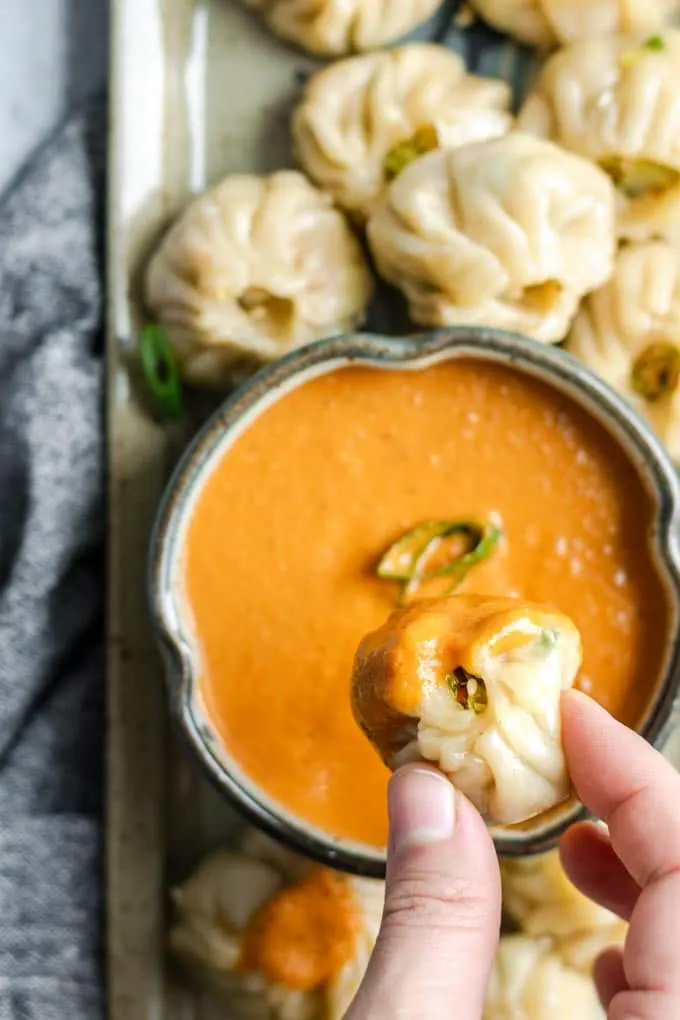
left=484, top=935, right=604, bottom=1019
left=170, top=847, right=384, bottom=1020
left=518, top=31, right=680, bottom=243
left=351, top=594, right=582, bottom=826
left=366, top=133, right=615, bottom=343
left=566, top=241, right=680, bottom=464
left=292, top=44, right=512, bottom=222
left=245, top=0, right=442, bottom=56
left=145, top=171, right=373, bottom=387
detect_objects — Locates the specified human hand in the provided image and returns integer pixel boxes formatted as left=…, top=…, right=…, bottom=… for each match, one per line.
left=560, top=689, right=680, bottom=1019
left=345, top=764, right=502, bottom=1020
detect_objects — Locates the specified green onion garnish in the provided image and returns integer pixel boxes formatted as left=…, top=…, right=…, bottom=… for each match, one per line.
left=139, top=324, right=183, bottom=420
left=447, top=666, right=488, bottom=715
left=645, top=35, right=665, bottom=51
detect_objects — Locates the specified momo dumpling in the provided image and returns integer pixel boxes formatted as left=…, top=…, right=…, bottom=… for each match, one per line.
left=366, top=134, right=615, bottom=343
left=501, top=851, right=627, bottom=972
left=245, top=0, right=441, bottom=56
left=566, top=241, right=680, bottom=464
left=145, top=171, right=374, bottom=387
left=470, top=0, right=679, bottom=48
left=469, top=0, right=558, bottom=47
left=502, top=850, right=620, bottom=940
left=351, top=594, right=582, bottom=826
left=518, top=32, right=680, bottom=243
left=484, top=936, right=604, bottom=1019
left=170, top=848, right=384, bottom=1020
left=292, top=45, right=512, bottom=222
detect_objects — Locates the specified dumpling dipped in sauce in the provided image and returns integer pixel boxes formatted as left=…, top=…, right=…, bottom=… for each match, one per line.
left=351, top=594, right=582, bottom=827
left=170, top=846, right=384, bottom=1020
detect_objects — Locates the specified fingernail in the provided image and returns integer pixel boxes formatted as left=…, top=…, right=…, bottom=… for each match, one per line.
left=388, top=766, right=456, bottom=852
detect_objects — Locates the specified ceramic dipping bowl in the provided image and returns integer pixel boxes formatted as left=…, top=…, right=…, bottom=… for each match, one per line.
left=149, top=327, right=680, bottom=878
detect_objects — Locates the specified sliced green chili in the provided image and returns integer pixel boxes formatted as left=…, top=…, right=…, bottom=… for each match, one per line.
left=383, top=125, right=439, bottom=181
left=377, top=519, right=502, bottom=603
left=377, top=520, right=461, bottom=581
left=139, top=324, right=183, bottom=420
left=631, top=341, right=680, bottom=402
left=447, top=666, right=488, bottom=715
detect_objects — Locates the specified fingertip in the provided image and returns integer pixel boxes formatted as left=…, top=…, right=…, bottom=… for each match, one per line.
left=561, top=687, right=610, bottom=739
left=387, top=764, right=495, bottom=857
left=388, top=765, right=456, bottom=852
left=386, top=764, right=500, bottom=899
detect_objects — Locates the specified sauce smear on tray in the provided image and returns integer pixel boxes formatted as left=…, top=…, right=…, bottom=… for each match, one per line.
left=183, top=360, right=668, bottom=848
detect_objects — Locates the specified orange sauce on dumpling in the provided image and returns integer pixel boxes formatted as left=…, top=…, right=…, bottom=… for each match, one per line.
left=183, top=360, right=669, bottom=849
left=240, top=869, right=358, bottom=990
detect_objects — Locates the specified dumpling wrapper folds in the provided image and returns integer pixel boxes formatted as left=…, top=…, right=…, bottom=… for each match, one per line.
left=518, top=31, right=680, bottom=242
left=245, top=0, right=442, bottom=56
left=292, top=44, right=512, bottom=221
left=145, top=171, right=374, bottom=388
left=366, top=133, right=616, bottom=343
left=470, top=0, right=679, bottom=49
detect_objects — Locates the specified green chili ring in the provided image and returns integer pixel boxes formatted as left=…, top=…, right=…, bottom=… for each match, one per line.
left=377, top=518, right=502, bottom=602
left=139, top=323, right=183, bottom=421
left=402, top=520, right=502, bottom=599
left=377, top=520, right=465, bottom=581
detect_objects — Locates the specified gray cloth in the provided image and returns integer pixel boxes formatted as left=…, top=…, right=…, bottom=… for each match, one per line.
left=0, top=101, right=105, bottom=1018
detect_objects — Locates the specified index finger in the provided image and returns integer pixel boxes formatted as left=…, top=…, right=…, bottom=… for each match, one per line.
left=562, top=690, right=680, bottom=1003
left=562, top=690, right=680, bottom=889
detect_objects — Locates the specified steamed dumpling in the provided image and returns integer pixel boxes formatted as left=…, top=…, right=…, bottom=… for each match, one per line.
left=351, top=594, right=582, bottom=826
left=502, top=850, right=619, bottom=939
left=502, top=851, right=627, bottom=972
left=484, top=936, right=604, bottom=1019
left=145, top=171, right=374, bottom=387
left=471, top=0, right=678, bottom=48
left=366, top=133, right=616, bottom=342
left=170, top=848, right=384, bottom=1020
left=292, top=45, right=512, bottom=222
left=518, top=32, right=680, bottom=242
left=566, top=241, right=680, bottom=464
left=245, top=0, right=442, bottom=56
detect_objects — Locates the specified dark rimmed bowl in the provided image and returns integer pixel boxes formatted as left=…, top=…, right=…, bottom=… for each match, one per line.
left=148, top=327, right=680, bottom=878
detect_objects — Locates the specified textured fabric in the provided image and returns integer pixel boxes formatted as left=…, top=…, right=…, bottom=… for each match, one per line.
left=0, top=102, right=105, bottom=1017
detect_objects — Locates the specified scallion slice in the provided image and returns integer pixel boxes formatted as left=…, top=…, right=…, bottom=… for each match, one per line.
left=139, top=324, right=183, bottom=420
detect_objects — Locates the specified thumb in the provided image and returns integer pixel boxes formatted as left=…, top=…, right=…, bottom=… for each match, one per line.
left=346, top=765, right=501, bottom=1020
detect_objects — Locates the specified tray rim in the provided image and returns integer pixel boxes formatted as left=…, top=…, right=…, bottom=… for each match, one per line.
left=106, top=0, right=169, bottom=1015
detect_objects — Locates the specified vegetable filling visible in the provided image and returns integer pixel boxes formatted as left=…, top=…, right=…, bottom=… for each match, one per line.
left=383, top=124, right=439, bottom=181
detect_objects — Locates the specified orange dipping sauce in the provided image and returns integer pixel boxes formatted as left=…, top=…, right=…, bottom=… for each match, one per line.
left=183, top=360, right=669, bottom=850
